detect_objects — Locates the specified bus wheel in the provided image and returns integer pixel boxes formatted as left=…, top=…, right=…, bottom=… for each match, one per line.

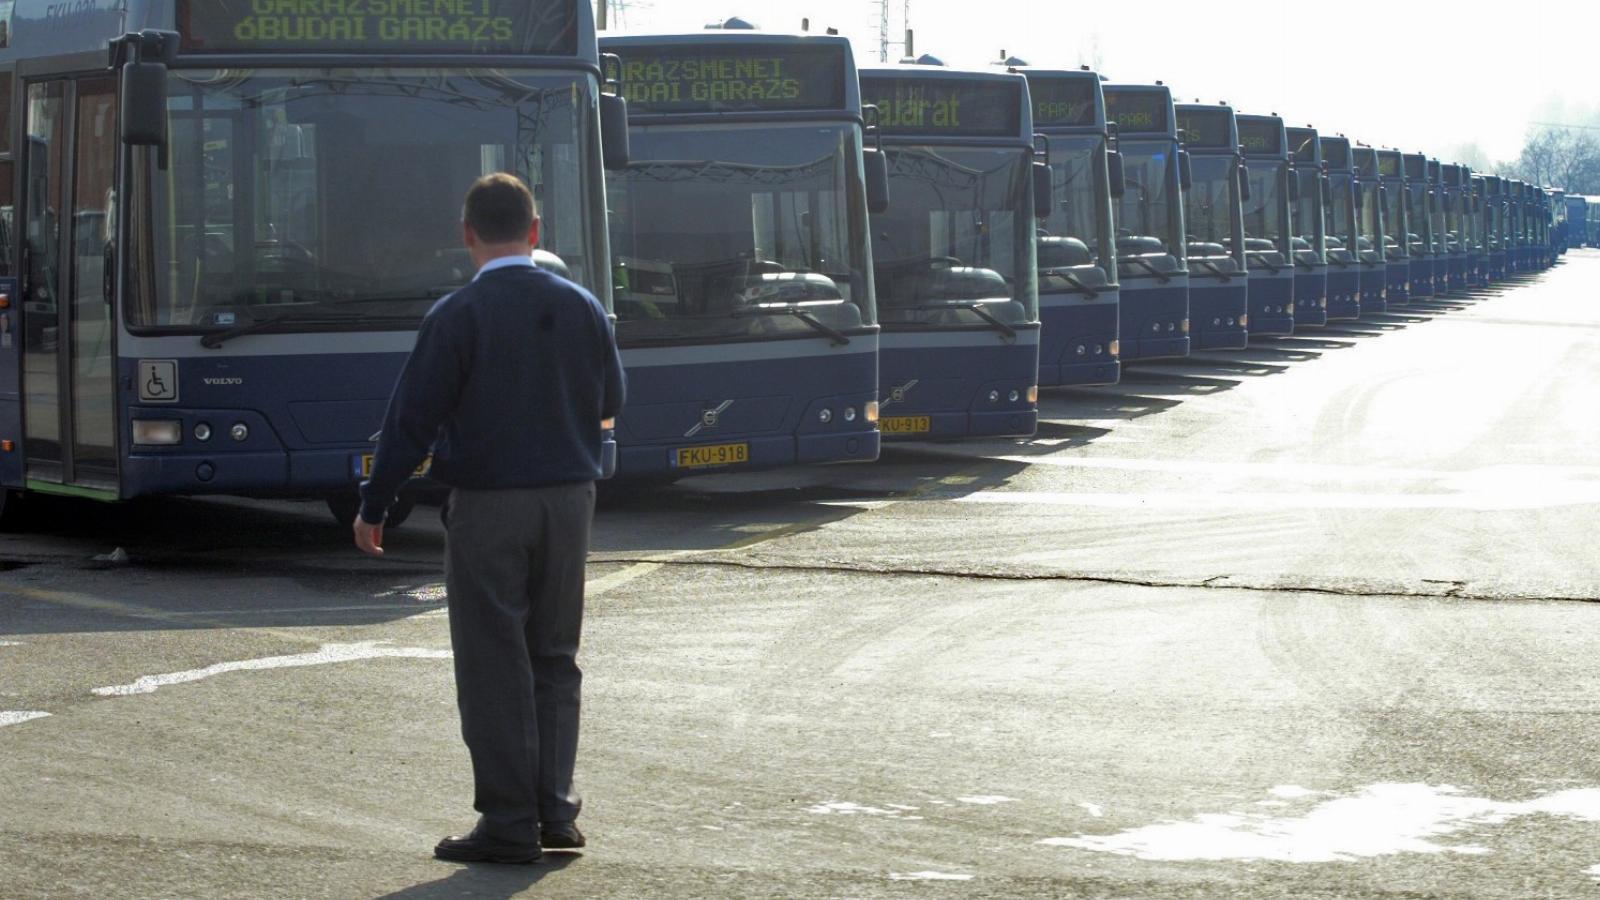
left=0, top=490, right=26, bottom=532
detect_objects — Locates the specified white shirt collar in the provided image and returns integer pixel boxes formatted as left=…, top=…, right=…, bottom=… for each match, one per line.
left=474, top=254, right=538, bottom=280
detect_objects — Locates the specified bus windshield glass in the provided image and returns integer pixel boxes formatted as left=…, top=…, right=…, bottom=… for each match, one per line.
left=1292, top=168, right=1324, bottom=257
left=1384, top=186, right=1407, bottom=258
left=1325, top=175, right=1355, bottom=261
left=1039, top=135, right=1115, bottom=288
left=1183, top=154, right=1242, bottom=265
left=608, top=123, right=871, bottom=344
left=132, top=68, right=601, bottom=331
left=1242, top=160, right=1286, bottom=255
left=1358, top=181, right=1383, bottom=260
left=1114, top=139, right=1182, bottom=264
left=873, top=146, right=1037, bottom=327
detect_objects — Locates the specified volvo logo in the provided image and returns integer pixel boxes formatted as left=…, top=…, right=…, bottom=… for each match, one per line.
left=881, top=379, right=919, bottom=408
left=685, top=400, right=735, bottom=438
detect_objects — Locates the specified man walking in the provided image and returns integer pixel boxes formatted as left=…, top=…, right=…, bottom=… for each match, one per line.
left=354, top=173, right=625, bottom=864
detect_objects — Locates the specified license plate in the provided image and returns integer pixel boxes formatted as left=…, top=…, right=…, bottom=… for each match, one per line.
left=356, top=455, right=432, bottom=479
left=880, top=416, right=932, bottom=435
left=673, top=442, right=750, bottom=470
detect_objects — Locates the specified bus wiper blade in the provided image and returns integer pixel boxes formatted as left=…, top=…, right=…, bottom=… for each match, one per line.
left=734, top=305, right=851, bottom=346
left=1121, top=256, right=1172, bottom=283
left=1249, top=255, right=1283, bottom=274
left=957, top=302, right=1018, bottom=341
left=1192, top=260, right=1234, bottom=282
left=199, top=311, right=405, bottom=348
left=1040, top=267, right=1100, bottom=298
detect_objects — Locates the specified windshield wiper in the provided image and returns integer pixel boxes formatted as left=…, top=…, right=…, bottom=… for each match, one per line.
left=1293, top=255, right=1318, bottom=270
left=908, top=301, right=1018, bottom=342
left=1191, top=259, right=1234, bottom=282
left=200, top=310, right=411, bottom=349
left=1249, top=254, right=1283, bottom=274
left=1121, top=256, right=1173, bottom=283
left=734, top=305, right=851, bottom=346
left=1040, top=267, right=1100, bottom=298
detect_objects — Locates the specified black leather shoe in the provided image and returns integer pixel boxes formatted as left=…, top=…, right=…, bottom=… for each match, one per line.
left=434, top=831, right=542, bottom=864
left=540, top=821, right=586, bottom=850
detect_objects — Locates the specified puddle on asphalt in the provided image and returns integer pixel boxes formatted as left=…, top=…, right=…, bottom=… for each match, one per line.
left=1040, top=783, right=1600, bottom=863
left=92, top=641, right=452, bottom=696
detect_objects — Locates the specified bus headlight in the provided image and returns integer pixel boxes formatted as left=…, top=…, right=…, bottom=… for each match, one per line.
left=1008, top=390, right=1020, bottom=403
left=843, top=406, right=857, bottom=423
left=231, top=423, right=250, bottom=442
left=864, top=401, right=880, bottom=424
left=988, top=390, right=1001, bottom=403
left=194, top=423, right=213, bottom=442
left=133, top=420, right=182, bottom=446
left=818, top=408, right=833, bottom=424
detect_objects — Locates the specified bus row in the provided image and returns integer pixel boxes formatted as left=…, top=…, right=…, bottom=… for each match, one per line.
left=0, top=5, right=1568, bottom=526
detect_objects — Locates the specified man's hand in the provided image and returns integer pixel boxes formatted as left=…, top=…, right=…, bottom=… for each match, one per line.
left=353, top=517, right=384, bottom=557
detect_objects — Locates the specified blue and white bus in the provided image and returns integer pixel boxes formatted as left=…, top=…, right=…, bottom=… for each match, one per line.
left=1319, top=136, right=1363, bottom=320
left=1236, top=114, right=1294, bottom=335
left=859, top=62, right=1040, bottom=440
left=1351, top=144, right=1388, bottom=314
left=1376, top=149, right=1411, bottom=303
left=1103, top=83, right=1190, bottom=360
left=1286, top=126, right=1328, bottom=328
left=1441, top=163, right=1470, bottom=293
left=1021, top=67, right=1122, bottom=386
left=1481, top=174, right=1508, bottom=282
left=1401, top=153, right=1437, bottom=299
left=601, top=28, right=882, bottom=478
left=1174, top=102, right=1248, bottom=350
left=2, top=0, right=623, bottom=526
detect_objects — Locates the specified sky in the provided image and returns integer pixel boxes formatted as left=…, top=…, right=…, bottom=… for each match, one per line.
left=603, top=0, right=1600, bottom=168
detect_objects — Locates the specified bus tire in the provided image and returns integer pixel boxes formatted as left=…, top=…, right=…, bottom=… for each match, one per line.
left=0, top=490, right=26, bottom=532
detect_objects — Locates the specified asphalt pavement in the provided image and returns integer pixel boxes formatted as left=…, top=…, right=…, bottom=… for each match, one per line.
left=2, top=253, right=1599, bottom=898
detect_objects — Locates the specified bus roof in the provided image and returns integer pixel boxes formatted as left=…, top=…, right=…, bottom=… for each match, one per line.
left=858, top=65, right=1034, bottom=142
left=600, top=32, right=862, bottom=118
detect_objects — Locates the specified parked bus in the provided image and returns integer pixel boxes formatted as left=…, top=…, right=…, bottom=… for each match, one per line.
left=1441, top=164, right=1469, bottom=292
left=1020, top=66, right=1122, bottom=386
left=1236, top=114, right=1294, bottom=335
left=1319, top=136, right=1363, bottom=319
left=859, top=62, right=1041, bottom=440
left=1551, top=188, right=1570, bottom=256
left=1286, top=126, right=1328, bottom=327
left=1401, top=153, right=1436, bottom=299
left=1565, top=194, right=1588, bottom=250
left=1482, top=175, right=1508, bottom=282
left=602, top=28, right=883, bottom=479
left=1173, top=103, right=1248, bottom=349
left=1376, top=149, right=1411, bottom=303
left=1103, top=83, right=1191, bottom=359
left=2, top=0, right=625, bottom=526
left=1351, top=144, right=1389, bottom=313
left=1588, top=197, right=1600, bottom=247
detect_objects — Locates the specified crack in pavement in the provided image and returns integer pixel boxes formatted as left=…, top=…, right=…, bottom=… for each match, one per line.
left=588, top=554, right=1600, bottom=605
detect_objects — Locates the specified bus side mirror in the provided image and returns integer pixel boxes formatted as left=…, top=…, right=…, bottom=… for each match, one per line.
left=1322, top=175, right=1332, bottom=206
left=1108, top=151, right=1126, bottom=198
left=600, top=94, right=631, bottom=170
left=1178, top=151, right=1193, bottom=191
left=864, top=148, right=891, bottom=215
left=121, top=60, right=168, bottom=147
left=1237, top=162, right=1251, bottom=204
left=1033, top=162, right=1054, bottom=219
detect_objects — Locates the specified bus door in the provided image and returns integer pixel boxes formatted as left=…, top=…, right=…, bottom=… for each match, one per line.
left=20, top=76, right=118, bottom=496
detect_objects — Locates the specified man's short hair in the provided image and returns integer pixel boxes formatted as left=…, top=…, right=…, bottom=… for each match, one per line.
left=463, top=173, right=539, bottom=244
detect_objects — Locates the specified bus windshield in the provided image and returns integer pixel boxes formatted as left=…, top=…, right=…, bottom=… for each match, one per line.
left=1325, top=176, right=1355, bottom=262
left=1383, top=186, right=1408, bottom=259
left=1358, top=181, right=1384, bottom=262
left=1292, top=169, right=1324, bottom=259
left=132, top=68, right=602, bottom=331
left=873, top=145, right=1038, bottom=328
left=1182, top=154, right=1242, bottom=266
left=1115, top=139, right=1182, bottom=265
left=1242, top=160, right=1286, bottom=256
left=608, top=123, right=872, bottom=345
left=1039, top=135, right=1115, bottom=288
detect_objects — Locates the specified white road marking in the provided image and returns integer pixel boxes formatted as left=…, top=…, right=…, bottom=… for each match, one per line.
left=0, top=711, right=51, bottom=728
left=91, top=641, right=451, bottom=697
left=956, top=484, right=1600, bottom=512
left=1270, top=785, right=1326, bottom=799
left=888, top=871, right=973, bottom=881
left=1040, top=783, right=1600, bottom=863
left=1586, top=864, right=1600, bottom=882
left=805, top=801, right=910, bottom=817
left=999, top=455, right=1443, bottom=482
left=1079, top=803, right=1105, bottom=818
left=956, top=795, right=1017, bottom=805
left=0, top=640, right=23, bottom=647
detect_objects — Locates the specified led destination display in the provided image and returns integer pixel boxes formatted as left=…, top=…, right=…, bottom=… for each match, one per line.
left=1103, top=89, right=1168, bottom=133
left=1177, top=108, right=1234, bottom=150
left=1029, top=77, right=1096, bottom=128
left=1238, top=120, right=1283, bottom=155
left=861, top=77, right=1022, bottom=137
left=177, top=0, right=578, bottom=54
left=614, top=45, right=848, bottom=114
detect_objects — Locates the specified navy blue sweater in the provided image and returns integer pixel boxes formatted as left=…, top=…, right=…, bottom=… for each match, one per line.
left=359, top=264, right=626, bottom=524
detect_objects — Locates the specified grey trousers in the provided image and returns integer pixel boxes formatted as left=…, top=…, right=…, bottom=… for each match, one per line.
left=443, top=482, right=595, bottom=843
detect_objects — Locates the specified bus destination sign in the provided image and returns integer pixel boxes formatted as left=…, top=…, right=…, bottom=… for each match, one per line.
left=1322, top=139, right=1350, bottom=170
left=1288, top=130, right=1318, bottom=165
left=614, top=45, right=847, bottom=114
left=1237, top=120, right=1283, bottom=155
left=177, top=0, right=578, bottom=55
left=861, top=77, right=1022, bottom=137
left=1378, top=153, right=1401, bottom=177
left=1028, top=77, right=1096, bottom=127
left=1103, top=90, right=1168, bottom=134
left=1176, top=109, right=1233, bottom=150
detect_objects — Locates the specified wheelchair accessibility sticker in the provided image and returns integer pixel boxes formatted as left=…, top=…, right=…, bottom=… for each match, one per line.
left=139, top=360, right=179, bottom=403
